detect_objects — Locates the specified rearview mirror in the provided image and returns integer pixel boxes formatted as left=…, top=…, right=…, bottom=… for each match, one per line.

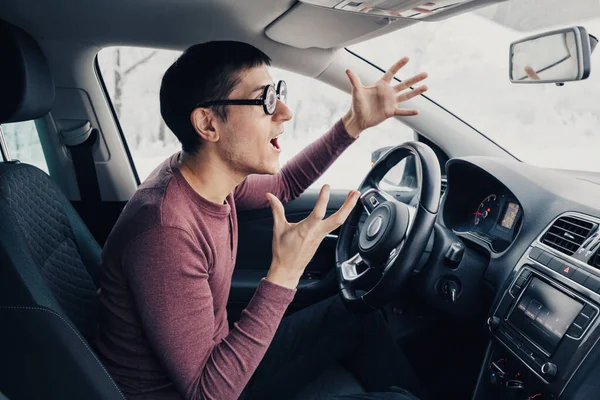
left=509, top=26, right=594, bottom=84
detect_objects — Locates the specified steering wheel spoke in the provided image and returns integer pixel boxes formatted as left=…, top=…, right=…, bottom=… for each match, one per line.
left=340, top=253, right=373, bottom=283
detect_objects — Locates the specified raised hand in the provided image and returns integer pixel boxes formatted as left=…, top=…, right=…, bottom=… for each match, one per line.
left=342, top=57, right=428, bottom=137
left=265, top=185, right=360, bottom=289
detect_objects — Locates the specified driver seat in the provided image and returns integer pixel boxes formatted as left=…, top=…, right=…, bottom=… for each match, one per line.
left=0, top=19, right=124, bottom=399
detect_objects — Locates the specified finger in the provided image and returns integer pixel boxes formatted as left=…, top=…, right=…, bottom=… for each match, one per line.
left=309, top=185, right=331, bottom=222
left=393, top=72, right=428, bottom=92
left=396, top=84, right=428, bottom=103
left=382, top=57, right=409, bottom=83
left=346, top=69, right=362, bottom=92
left=265, top=193, right=287, bottom=229
left=322, top=190, right=360, bottom=233
left=394, top=108, right=419, bottom=117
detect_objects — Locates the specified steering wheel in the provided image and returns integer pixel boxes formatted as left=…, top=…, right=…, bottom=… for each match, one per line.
left=336, top=142, right=442, bottom=313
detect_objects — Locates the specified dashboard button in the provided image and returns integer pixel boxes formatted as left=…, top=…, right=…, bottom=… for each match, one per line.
left=547, top=258, right=564, bottom=272
left=574, top=314, right=590, bottom=328
left=510, top=284, right=522, bottom=297
left=537, top=252, right=552, bottom=266
left=584, top=275, right=600, bottom=292
left=572, top=269, right=590, bottom=285
left=529, top=247, right=542, bottom=261
left=558, top=264, right=576, bottom=278
left=567, top=324, right=583, bottom=338
left=582, top=305, right=598, bottom=320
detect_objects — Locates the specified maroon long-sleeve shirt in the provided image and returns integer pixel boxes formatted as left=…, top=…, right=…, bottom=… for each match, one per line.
left=94, top=120, right=356, bottom=400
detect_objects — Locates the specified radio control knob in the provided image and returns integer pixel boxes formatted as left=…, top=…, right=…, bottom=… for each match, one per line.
left=541, top=362, right=557, bottom=378
left=487, top=316, right=500, bottom=331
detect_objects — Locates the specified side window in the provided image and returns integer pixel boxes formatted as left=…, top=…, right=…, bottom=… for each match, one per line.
left=97, top=47, right=414, bottom=189
left=2, top=120, right=49, bottom=173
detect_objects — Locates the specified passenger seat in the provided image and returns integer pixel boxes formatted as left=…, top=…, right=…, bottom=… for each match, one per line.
left=0, top=19, right=124, bottom=400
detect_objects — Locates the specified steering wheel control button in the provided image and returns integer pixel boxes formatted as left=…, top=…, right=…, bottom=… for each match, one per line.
left=369, top=196, right=379, bottom=208
left=366, top=216, right=383, bottom=239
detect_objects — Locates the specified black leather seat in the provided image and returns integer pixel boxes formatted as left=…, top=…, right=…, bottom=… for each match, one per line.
left=0, top=19, right=124, bottom=399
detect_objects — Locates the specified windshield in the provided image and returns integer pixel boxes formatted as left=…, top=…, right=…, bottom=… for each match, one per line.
left=349, top=0, right=600, bottom=172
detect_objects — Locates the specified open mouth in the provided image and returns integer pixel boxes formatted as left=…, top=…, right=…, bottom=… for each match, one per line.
left=270, top=133, right=283, bottom=151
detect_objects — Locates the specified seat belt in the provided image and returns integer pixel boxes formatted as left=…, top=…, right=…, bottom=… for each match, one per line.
left=61, top=121, right=101, bottom=203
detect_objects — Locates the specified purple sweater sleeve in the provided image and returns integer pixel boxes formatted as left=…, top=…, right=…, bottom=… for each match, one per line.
left=124, top=226, right=295, bottom=400
left=234, top=119, right=356, bottom=210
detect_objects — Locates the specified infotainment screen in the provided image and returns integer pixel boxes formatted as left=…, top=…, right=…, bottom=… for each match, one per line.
left=508, top=277, right=583, bottom=354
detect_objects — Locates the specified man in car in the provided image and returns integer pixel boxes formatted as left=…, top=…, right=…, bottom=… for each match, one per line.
left=94, top=41, right=428, bottom=400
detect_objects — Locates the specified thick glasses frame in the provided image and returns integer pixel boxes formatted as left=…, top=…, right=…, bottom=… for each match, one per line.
left=196, top=80, right=287, bottom=115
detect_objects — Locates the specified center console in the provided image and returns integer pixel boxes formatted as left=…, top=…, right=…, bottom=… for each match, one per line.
left=482, top=238, right=600, bottom=399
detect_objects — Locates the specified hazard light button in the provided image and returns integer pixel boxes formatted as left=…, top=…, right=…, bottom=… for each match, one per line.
left=558, top=264, right=576, bottom=278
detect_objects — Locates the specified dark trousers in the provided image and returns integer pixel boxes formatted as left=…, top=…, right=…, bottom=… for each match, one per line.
left=241, top=296, right=422, bottom=400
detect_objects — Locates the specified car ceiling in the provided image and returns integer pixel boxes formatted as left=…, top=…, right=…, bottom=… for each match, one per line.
left=0, top=0, right=502, bottom=77
left=0, top=0, right=338, bottom=77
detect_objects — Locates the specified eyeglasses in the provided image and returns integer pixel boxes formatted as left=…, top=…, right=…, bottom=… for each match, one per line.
left=196, top=80, right=287, bottom=115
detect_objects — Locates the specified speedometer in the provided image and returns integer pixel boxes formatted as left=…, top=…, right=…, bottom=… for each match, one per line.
left=473, top=194, right=500, bottom=232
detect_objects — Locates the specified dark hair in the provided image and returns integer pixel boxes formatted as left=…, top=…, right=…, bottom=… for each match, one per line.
left=160, top=41, right=271, bottom=153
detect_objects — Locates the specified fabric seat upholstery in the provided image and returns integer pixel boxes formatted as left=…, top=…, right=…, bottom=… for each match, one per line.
left=0, top=18, right=124, bottom=400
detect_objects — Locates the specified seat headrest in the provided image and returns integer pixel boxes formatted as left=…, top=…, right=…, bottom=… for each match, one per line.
left=0, top=19, right=55, bottom=124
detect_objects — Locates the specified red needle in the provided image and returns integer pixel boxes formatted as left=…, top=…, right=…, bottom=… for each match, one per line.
left=474, top=212, right=484, bottom=216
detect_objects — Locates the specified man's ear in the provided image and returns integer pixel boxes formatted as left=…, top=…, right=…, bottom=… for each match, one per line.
left=190, top=108, right=220, bottom=143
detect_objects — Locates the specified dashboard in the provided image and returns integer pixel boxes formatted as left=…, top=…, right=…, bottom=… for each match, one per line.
left=437, top=157, right=600, bottom=400
left=443, top=161, right=523, bottom=253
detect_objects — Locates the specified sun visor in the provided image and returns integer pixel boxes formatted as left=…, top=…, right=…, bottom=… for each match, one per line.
left=266, top=0, right=507, bottom=49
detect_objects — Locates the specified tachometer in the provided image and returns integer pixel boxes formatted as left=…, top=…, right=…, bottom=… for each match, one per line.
left=473, top=194, right=500, bottom=231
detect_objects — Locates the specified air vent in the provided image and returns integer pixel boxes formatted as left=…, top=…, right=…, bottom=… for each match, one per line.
left=541, top=216, right=595, bottom=256
left=440, top=178, right=448, bottom=197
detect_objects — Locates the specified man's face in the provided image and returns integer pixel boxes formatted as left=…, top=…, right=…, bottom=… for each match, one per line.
left=213, top=65, right=293, bottom=176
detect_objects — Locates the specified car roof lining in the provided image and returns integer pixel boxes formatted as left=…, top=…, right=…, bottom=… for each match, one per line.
left=0, top=0, right=505, bottom=78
